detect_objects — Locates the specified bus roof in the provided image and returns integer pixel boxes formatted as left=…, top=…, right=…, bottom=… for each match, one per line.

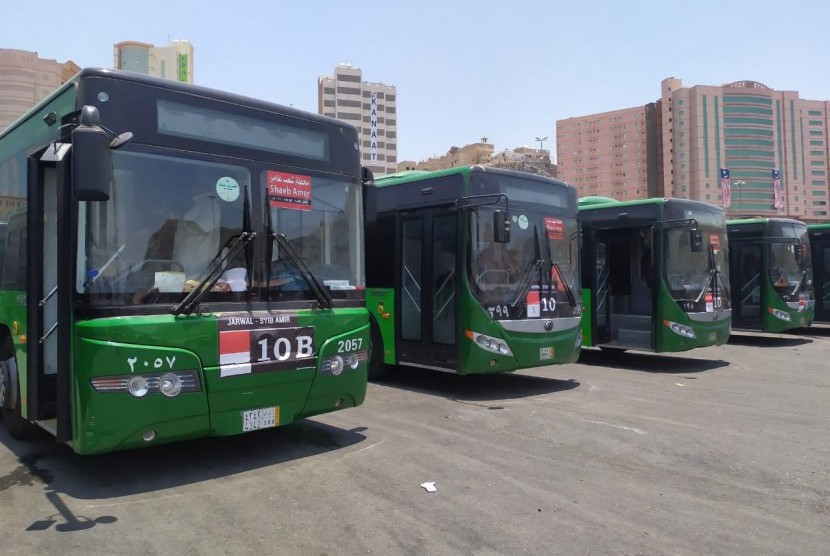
left=1, top=67, right=356, bottom=141
left=375, top=165, right=573, bottom=190
left=726, top=217, right=807, bottom=227
left=578, top=196, right=722, bottom=212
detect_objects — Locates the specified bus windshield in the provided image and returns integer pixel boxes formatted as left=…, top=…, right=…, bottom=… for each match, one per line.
left=470, top=204, right=580, bottom=320
left=78, top=149, right=363, bottom=306
left=664, top=205, right=731, bottom=312
left=768, top=221, right=813, bottom=305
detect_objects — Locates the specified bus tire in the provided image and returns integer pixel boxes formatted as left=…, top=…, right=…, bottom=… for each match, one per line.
left=368, top=318, right=389, bottom=381
left=0, top=357, right=30, bottom=439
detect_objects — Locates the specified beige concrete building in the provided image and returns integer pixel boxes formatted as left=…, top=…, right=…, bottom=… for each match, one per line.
left=318, top=64, right=397, bottom=176
left=398, top=142, right=556, bottom=177
left=113, top=40, right=194, bottom=83
left=0, top=48, right=80, bottom=131
left=557, top=77, right=830, bottom=222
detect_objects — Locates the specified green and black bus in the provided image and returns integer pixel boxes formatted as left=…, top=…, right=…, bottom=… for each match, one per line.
left=364, top=166, right=581, bottom=378
left=0, top=68, right=370, bottom=454
left=807, top=223, right=830, bottom=323
left=726, top=218, right=814, bottom=331
left=579, top=197, right=731, bottom=352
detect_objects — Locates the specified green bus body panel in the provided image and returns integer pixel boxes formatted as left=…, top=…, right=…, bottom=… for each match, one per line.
left=654, top=283, right=731, bottom=352
left=456, top=279, right=581, bottom=375
left=581, top=288, right=593, bottom=346
left=365, top=287, right=396, bottom=364
left=71, top=309, right=368, bottom=455
left=0, top=290, right=28, bottom=416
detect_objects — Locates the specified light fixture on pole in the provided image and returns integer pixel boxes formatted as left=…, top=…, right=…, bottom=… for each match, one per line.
left=535, top=136, right=548, bottom=152
left=733, top=180, right=746, bottom=217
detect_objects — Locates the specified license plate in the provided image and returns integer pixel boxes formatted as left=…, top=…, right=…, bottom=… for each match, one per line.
left=242, top=406, right=279, bottom=432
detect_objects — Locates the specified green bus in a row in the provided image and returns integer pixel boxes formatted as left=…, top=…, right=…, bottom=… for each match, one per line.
left=364, top=166, right=582, bottom=378
left=578, top=197, right=731, bottom=353
left=808, top=223, right=830, bottom=324
left=0, top=68, right=371, bottom=454
left=727, top=218, right=814, bottom=331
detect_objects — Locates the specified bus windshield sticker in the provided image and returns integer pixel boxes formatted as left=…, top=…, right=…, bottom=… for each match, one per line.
left=545, top=217, right=564, bottom=240
left=526, top=290, right=540, bottom=317
left=218, top=312, right=314, bottom=378
left=267, top=170, right=312, bottom=211
left=216, top=176, right=240, bottom=202
left=517, top=214, right=529, bottom=230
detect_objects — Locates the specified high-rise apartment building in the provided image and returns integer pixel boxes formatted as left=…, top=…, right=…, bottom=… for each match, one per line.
left=557, top=77, right=830, bottom=222
left=318, top=64, right=397, bottom=176
left=0, top=48, right=80, bottom=131
left=113, top=40, right=194, bottom=83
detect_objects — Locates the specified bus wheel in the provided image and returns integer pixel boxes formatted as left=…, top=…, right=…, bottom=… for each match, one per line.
left=368, top=319, right=389, bottom=381
left=0, top=358, right=29, bottom=439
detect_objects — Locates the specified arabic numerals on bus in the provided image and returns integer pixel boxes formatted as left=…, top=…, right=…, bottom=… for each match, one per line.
left=487, top=305, right=510, bottom=319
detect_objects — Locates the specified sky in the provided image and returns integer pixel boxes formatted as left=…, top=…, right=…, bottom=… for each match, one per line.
left=5, top=0, right=829, bottom=163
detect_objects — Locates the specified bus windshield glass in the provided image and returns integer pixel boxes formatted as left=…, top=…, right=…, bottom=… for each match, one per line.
left=664, top=205, right=731, bottom=312
left=768, top=221, right=812, bottom=304
left=77, top=150, right=363, bottom=306
left=468, top=174, right=580, bottom=320
left=266, top=170, right=364, bottom=301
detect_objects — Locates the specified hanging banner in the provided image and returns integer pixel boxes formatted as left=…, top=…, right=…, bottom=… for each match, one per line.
left=370, top=92, right=378, bottom=163
left=720, top=168, right=731, bottom=208
left=772, top=168, right=782, bottom=209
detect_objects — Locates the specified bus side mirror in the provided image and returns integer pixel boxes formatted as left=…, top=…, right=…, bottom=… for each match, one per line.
left=362, top=167, right=377, bottom=224
left=493, top=210, right=511, bottom=243
left=690, top=229, right=703, bottom=252
left=71, top=106, right=112, bottom=201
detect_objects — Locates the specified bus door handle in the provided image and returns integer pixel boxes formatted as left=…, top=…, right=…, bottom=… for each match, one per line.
left=39, top=323, right=58, bottom=344
left=39, top=286, right=58, bottom=307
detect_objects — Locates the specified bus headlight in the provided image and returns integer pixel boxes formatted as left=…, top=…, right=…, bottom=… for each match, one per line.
left=320, top=350, right=368, bottom=376
left=329, top=355, right=345, bottom=376
left=92, top=370, right=201, bottom=397
left=346, top=353, right=360, bottom=370
left=768, top=307, right=791, bottom=322
left=127, top=376, right=150, bottom=398
left=466, top=330, right=513, bottom=356
left=664, top=320, right=696, bottom=339
left=158, top=372, right=183, bottom=397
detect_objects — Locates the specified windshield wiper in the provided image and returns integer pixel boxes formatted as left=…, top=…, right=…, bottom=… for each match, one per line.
left=790, top=270, right=807, bottom=297
left=551, top=260, right=577, bottom=308
left=271, top=232, right=333, bottom=309
left=511, top=258, right=543, bottom=309
left=172, top=232, right=256, bottom=316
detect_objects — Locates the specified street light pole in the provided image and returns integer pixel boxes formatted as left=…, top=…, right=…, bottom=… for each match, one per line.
left=734, top=180, right=746, bottom=217
left=535, top=136, right=548, bottom=152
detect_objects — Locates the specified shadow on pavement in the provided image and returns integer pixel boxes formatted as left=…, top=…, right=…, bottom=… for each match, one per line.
left=727, top=333, right=813, bottom=347
left=375, top=367, right=580, bottom=402
left=577, top=348, right=729, bottom=374
left=0, top=418, right=367, bottom=500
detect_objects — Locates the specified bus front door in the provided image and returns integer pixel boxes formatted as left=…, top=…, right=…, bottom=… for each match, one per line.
left=397, top=211, right=458, bottom=372
left=27, top=147, right=71, bottom=440
left=730, top=241, right=763, bottom=329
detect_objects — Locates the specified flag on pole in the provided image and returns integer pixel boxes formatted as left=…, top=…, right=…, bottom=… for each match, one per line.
left=772, top=168, right=782, bottom=209
left=720, top=168, right=731, bottom=208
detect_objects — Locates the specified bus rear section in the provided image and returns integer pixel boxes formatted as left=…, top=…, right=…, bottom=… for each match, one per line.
left=808, top=224, right=830, bottom=324
left=365, top=166, right=582, bottom=377
left=0, top=68, right=369, bottom=454
left=579, top=197, right=731, bottom=353
left=727, top=218, right=814, bottom=332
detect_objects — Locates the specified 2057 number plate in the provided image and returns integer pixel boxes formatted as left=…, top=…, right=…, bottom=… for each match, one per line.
left=242, top=406, right=279, bottom=432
